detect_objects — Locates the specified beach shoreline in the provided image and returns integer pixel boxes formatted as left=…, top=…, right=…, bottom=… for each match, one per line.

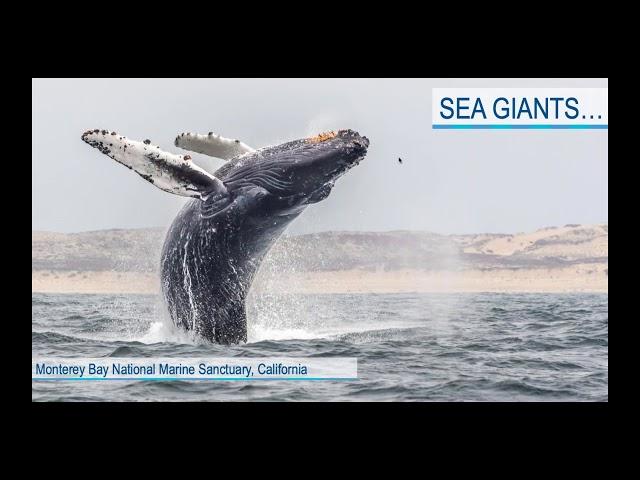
left=32, top=265, right=608, bottom=295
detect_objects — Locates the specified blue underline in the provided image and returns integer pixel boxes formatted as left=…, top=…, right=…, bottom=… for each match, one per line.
left=433, top=124, right=608, bottom=130
left=32, top=377, right=358, bottom=381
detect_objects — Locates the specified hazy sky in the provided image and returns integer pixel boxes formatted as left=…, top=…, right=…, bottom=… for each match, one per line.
left=32, top=78, right=608, bottom=235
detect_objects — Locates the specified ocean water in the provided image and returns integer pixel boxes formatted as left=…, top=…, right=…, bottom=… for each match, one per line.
left=32, top=292, right=608, bottom=401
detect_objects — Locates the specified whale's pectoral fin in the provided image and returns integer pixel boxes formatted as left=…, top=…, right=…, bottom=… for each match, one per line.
left=174, top=132, right=255, bottom=160
left=81, top=129, right=227, bottom=198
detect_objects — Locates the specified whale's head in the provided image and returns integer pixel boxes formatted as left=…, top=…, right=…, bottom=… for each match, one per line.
left=271, top=129, right=369, bottom=199
left=216, top=129, right=369, bottom=212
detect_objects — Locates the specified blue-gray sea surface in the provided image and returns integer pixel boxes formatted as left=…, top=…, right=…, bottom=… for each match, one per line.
left=32, top=292, right=608, bottom=401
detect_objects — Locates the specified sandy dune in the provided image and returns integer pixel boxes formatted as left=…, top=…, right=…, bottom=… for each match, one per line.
left=459, top=224, right=608, bottom=258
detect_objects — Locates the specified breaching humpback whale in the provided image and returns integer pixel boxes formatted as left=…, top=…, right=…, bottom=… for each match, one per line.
left=81, top=128, right=369, bottom=344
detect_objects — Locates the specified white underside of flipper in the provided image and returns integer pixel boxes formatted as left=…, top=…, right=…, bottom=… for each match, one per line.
left=81, top=129, right=227, bottom=198
left=174, top=132, right=255, bottom=160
